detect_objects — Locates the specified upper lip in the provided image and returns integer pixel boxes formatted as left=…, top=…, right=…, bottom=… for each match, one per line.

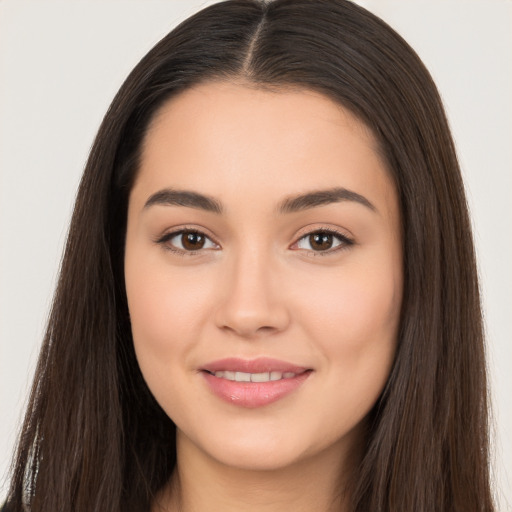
left=201, top=357, right=310, bottom=374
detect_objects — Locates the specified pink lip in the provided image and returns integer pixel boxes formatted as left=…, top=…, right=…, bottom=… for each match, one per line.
left=200, top=357, right=312, bottom=408
left=202, top=357, right=308, bottom=374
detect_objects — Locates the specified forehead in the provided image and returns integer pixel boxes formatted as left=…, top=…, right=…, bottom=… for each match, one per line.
left=145, top=81, right=379, bottom=160
left=134, top=81, right=396, bottom=219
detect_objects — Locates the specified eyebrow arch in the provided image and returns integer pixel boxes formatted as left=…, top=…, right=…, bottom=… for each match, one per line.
left=143, top=186, right=376, bottom=215
left=277, top=187, right=377, bottom=214
left=144, top=188, right=223, bottom=214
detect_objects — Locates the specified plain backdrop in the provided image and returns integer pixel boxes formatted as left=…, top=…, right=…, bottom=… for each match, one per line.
left=0, top=0, right=510, bottom=508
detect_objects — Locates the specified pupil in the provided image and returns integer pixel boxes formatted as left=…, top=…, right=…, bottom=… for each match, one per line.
left=183, top=232, right=204, bottom=250
left=310, top=233, right=333, bottom=250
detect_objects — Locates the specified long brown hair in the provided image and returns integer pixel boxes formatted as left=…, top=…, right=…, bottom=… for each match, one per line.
left=7, top=1, right=494, bottom=510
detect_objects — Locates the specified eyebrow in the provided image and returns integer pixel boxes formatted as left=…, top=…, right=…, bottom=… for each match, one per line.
left=277, top=187, right=376, bottom=214
left=143, top=187, right=376, bottom=214
left=144, top=188, right=223, bottom=213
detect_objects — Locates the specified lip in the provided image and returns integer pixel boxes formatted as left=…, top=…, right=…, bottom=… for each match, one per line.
left=201, top=357, right=309, bottom=374
left=200, top=357, right=312, bottom=408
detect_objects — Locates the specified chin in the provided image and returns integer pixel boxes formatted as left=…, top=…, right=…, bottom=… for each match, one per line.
left=180, top=420, right=353, bottom=474
left=209, top=441, right=309, bottom=472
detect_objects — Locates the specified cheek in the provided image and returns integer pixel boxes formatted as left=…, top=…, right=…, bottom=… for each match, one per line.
left=301, top=257, right=400, bottom=332
left=125, top=250, right=215, bottom=371
left=293, top=261, right=401, bottom=437
left=125, top=259, right=219, bottom=418
left=296, top=255, right=401, bottom=385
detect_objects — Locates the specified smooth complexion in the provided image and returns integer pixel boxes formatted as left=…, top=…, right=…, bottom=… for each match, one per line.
left=124, top=81, right=403, bottom=512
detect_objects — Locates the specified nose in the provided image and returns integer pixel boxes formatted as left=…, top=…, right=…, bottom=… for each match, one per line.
left=213, top=247, right=291, bottom=339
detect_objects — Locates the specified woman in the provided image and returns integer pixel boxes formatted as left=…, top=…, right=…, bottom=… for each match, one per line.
left=4, top=0, right=495, bottom=510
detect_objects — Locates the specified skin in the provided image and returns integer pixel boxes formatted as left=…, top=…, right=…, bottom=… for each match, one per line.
left=124, top=81, right=403, bottom=512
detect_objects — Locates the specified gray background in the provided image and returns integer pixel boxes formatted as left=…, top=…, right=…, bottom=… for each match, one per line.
left=1, top=1, right=510, bottom=508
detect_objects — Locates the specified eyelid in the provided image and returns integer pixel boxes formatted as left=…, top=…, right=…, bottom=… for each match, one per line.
left=290, top=226, right=355, bottom=256
left=154, top=226, right=220, bottom=255
left=154, top=225, right=355, bottom=257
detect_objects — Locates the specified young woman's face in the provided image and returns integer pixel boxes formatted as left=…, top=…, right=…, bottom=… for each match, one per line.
left=125, top=82, right=403, bottom=472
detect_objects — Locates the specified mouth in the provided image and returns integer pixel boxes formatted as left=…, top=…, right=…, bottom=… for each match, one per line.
left=205, top=370, right=302, bottom=383
left=200, top=357, right=313, bottom=408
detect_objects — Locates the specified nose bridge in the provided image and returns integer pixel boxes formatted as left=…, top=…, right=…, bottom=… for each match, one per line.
left=214, top=237, right=289, bottom=337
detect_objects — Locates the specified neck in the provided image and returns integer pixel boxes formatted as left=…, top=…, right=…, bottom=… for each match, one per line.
left=154, top=430, right=362, bottom=512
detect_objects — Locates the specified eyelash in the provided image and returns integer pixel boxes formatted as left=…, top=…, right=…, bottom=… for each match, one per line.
left=293, top=228, right=355, bottom=256
left=155, top=227, right=354, bottom=257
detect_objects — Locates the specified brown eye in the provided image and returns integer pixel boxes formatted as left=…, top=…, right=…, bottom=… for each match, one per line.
left=181, top=232, right=206, bottom=250
left=295, top=229, right=353, bottom=254
left=158, top=229, right=218, bottom=253
left=309, top=232, right=334, bottom=251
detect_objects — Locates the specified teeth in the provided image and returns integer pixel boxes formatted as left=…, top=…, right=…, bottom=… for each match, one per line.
left=235, top=371, right=251, bottom=382
left=250, top=372, right=270, bottom=383
left=213, top=371, right=297, bottom=382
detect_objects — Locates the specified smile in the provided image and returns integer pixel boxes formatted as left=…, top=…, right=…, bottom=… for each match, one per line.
left=200, top=358, right=312, bottom=408
left=209, top=370, right=298, bottom=382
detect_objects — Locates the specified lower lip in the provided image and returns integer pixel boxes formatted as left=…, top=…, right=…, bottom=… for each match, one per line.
left=202, top=371, right=312, bottom=408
